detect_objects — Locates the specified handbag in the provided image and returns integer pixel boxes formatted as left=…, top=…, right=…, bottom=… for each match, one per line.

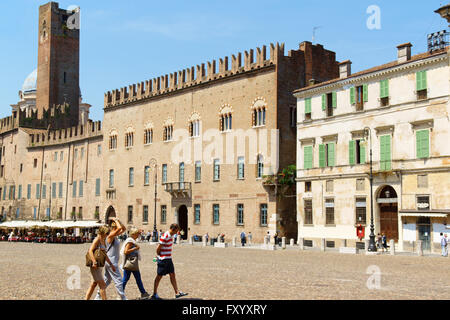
left=123, top=243, right=139, bottom=271
left=85, top=239, right=113, bottom=267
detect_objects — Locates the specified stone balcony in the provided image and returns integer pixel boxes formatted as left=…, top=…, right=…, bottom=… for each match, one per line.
left=163, top=182, right=191, bottom=198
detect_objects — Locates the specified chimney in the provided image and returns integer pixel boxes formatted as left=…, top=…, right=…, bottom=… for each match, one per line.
left=397, top=43, right=412, bottom=63
left=338, top=60, right=352, bottom=79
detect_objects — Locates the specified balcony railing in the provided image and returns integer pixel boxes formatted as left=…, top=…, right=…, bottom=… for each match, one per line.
left=164, top=182, right=191, bottom=197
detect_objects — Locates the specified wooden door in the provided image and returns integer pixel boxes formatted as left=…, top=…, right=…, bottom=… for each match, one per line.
left=379, top=204, right=398, bottom=241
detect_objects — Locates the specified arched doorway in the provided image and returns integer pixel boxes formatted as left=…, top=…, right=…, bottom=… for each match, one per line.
left=105, top=206, right=116, bottom=225
left=178, top=205, right=188, bottom=240
left=377, top=185, right=398, bottom=241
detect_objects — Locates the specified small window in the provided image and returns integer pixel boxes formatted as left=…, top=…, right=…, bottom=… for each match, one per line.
left=194, top=204, right=201, bottom=224
left=189, top=120, right=200, bottom=137
left=417, top=195, right=430, bottom=211
left=195, top=161, right=201, bottom=182
left=256, top=155, right=264, bottom=178
left=129, top=167, right=134, bottom=186
left=127, top=205, right=133, bottom=224
left=161, top=205, right=167, bottom=224
left=109, top=169, right=114, bottom=188
left=416, top=71, right=427, bottom=100
left=144, top=166, right=150, bottom=186
left=213, top=159, right=220, bottom=181
left=305, top=181, right=312, bottom=192
left=417, top=174, right=428, bottom=188
left=322, top=92, right=336, bottom=117
left=109, top=135, right=117, bottom=150
left=143, top=205, right=149, bottom=223
left=356, top=198, right=367, bottom=225
left=162, top=164, right=168, bottom=184
left=325, top=199, right=335, bottom=225
left=125, top=132, right=134, bottom=148
left=220, top=114, right=232, bottom=132
left=304, top=199, right=313, bottom=225
left=213, top=204, right=220, bottom=225
left=33, top=159, right=38, bottom=168
left=144, top=129, right=153, bottom=144
left=163, top=126, right=173, bottom=141
left=237, top=157, right=245, bottom=179
left=260, top=204, right=268, bottom=226
left=237, top=204, right=244, bottom=226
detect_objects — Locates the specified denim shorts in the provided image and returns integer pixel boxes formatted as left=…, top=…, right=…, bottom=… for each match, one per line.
left=157, top=258, right=175, bottom=276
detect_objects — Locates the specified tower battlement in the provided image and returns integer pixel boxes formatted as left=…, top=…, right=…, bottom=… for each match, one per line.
left=27, top=120, right=102, bottom=148
left=104, top=42, right=289, bottom=108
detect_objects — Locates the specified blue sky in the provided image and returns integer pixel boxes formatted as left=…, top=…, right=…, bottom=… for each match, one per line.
left=0, top=0, right=447, bottom=121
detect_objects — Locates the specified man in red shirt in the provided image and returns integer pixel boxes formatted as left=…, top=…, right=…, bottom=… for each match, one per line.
left=151, top=223, right=188, bottom=300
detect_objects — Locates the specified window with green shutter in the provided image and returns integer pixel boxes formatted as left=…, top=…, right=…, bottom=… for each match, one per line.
left=359, top=143, right=366, bottom=164
left=380, top=80, right=389, bottom=98
left=416, top=129, right=430, bottom=159
left=380, top=135, right=391, bottom=171
left=322, top=94, right=326, bottom=111
left=304, top=146, right=313, bottom=169
left=305, top=98, right=312, bottom=114
left=363, top=84, right=368, bottom=102
left=416, top=71, right=427, bottom=91
left=332, top=92, right=337, bottom=108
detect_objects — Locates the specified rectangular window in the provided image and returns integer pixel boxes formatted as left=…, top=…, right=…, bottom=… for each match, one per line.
left=42, top=184, right=46, bottom=199
left=237, top=157, right=245, bottom=179
left=416, top=129, right=430, bottom=159
left=213, top=204, right=220, bottom=225
left=72, top=181, right=77, bottom=198
left=305, top=181, right=312, bottom=192
left=260, top=204, right=268, bottom=226
left=144, top=166, right=150, bottom=186
left=319, top=142, right=336, bottom=168
left=417, top=195, right=430, bottom=210
left=143, top=205, right=149, bottom=223
left=322, top=92, right=336, bottom=117
left=349, top=139, right=366, bottom=165
left=129, top=167, right=134, bottom=186
left=97, top=144, right=102, bottom=156
left=380, top=135, right=392, bottom=171
left=194, top=204, right=201, bottom=224
left=304, top=199, right=313, bottom=225
left=237, top=204, right=244, bottom=226
left=27, top=184, right=31, bottom=200
left=78, top=207, right=83, bottom=220
left=60, top=151, right=64, bottom=161
left=95, top=178, right=100, bottom=196
left=162, top=164, right=167, bottom=184
left=356, top=198, right=367, bottom=225
left=17, top=185, right=22, bottom=200
left=213, top=159, right=220, bottom=181
left=59, top=182, right=63, bottom=198
left=161, top=205, right=167, bottom=224
left=52, top=182, right=56, bottom=199
left=195, top=161, right=201, bottom=182
left=380, top=80, right=389, bottom=106
left=79, top=180, right=84, bottom=197
left=325, top=199, right=335, bottom=225
left=109, top=169, right=114, bottom=188
left=127, top=205, right=133, bottom=224
left=304, top=146, right=313, bottom=169
left=417, top=174, right=428, bottom=188
left=54, top=152, right=58, bottom=161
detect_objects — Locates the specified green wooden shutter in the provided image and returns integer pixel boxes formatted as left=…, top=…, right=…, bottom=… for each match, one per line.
left=360, top=144, right=366, bottom=164
left=349, top=140, right=356, bottom=165
left=417, top=130, right=429, bottom=158
left=380, top=80, right=389, bottom=98
left=304, top=146, right=313, bottom=169
left=350, top=87, right=356, bottom=105
left=332, top=92, right=337, bottom=108
left=416, top=71, right=427, bottom=91
left=327, top=143, right=335, bottom=167
left=305, top=98, right=312, bottom=114
left=421, top=71, right=427, bottom=91
left=322, top=94, right=326, bottom=111
left=363, top=84, right=368, bottom=102
left=380, top=135, right=391, bottom=171
left=319, top=144, right=326, bottom=168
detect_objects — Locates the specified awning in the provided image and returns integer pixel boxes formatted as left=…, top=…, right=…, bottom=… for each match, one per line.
left=399, top=210, right=449, bottom=218
left=0, top=220, right=104, bottom=229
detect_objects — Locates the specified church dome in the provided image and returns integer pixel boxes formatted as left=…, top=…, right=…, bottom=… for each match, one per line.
left=22, top=69, right=37, bottom=93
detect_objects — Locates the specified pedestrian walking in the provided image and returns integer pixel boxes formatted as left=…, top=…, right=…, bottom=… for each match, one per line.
left=151, top=223, right=188, bottom=300
left=441, top=233, right=448, bottom=257
left=382, top=233, right=387, bottom=252
left=94, top=217, right=127, bottom=300
left=85, top=226, right=115, bottom=300
left=240, top=231, right=246, bottom=247
left=121, top=228, right=150, bottom=299
left=376, top=233, right=382, bottom=249
left=247, top=232, right=252, bottom=246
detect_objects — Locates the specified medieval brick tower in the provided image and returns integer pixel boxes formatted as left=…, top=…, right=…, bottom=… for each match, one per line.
left=36, top=2, right=80, bottom=127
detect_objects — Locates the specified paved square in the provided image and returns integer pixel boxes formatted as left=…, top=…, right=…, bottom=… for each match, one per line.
left=0, top=242, right=449, bottom=300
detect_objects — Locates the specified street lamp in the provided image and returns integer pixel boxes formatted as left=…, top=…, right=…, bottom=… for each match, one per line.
left=150, top=158, right=158, bottom=242
left=362, top=127, right=377, bottom=252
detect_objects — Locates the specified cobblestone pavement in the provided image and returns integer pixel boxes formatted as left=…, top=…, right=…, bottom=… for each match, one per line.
left=0, top=242, right=449, bottom=300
